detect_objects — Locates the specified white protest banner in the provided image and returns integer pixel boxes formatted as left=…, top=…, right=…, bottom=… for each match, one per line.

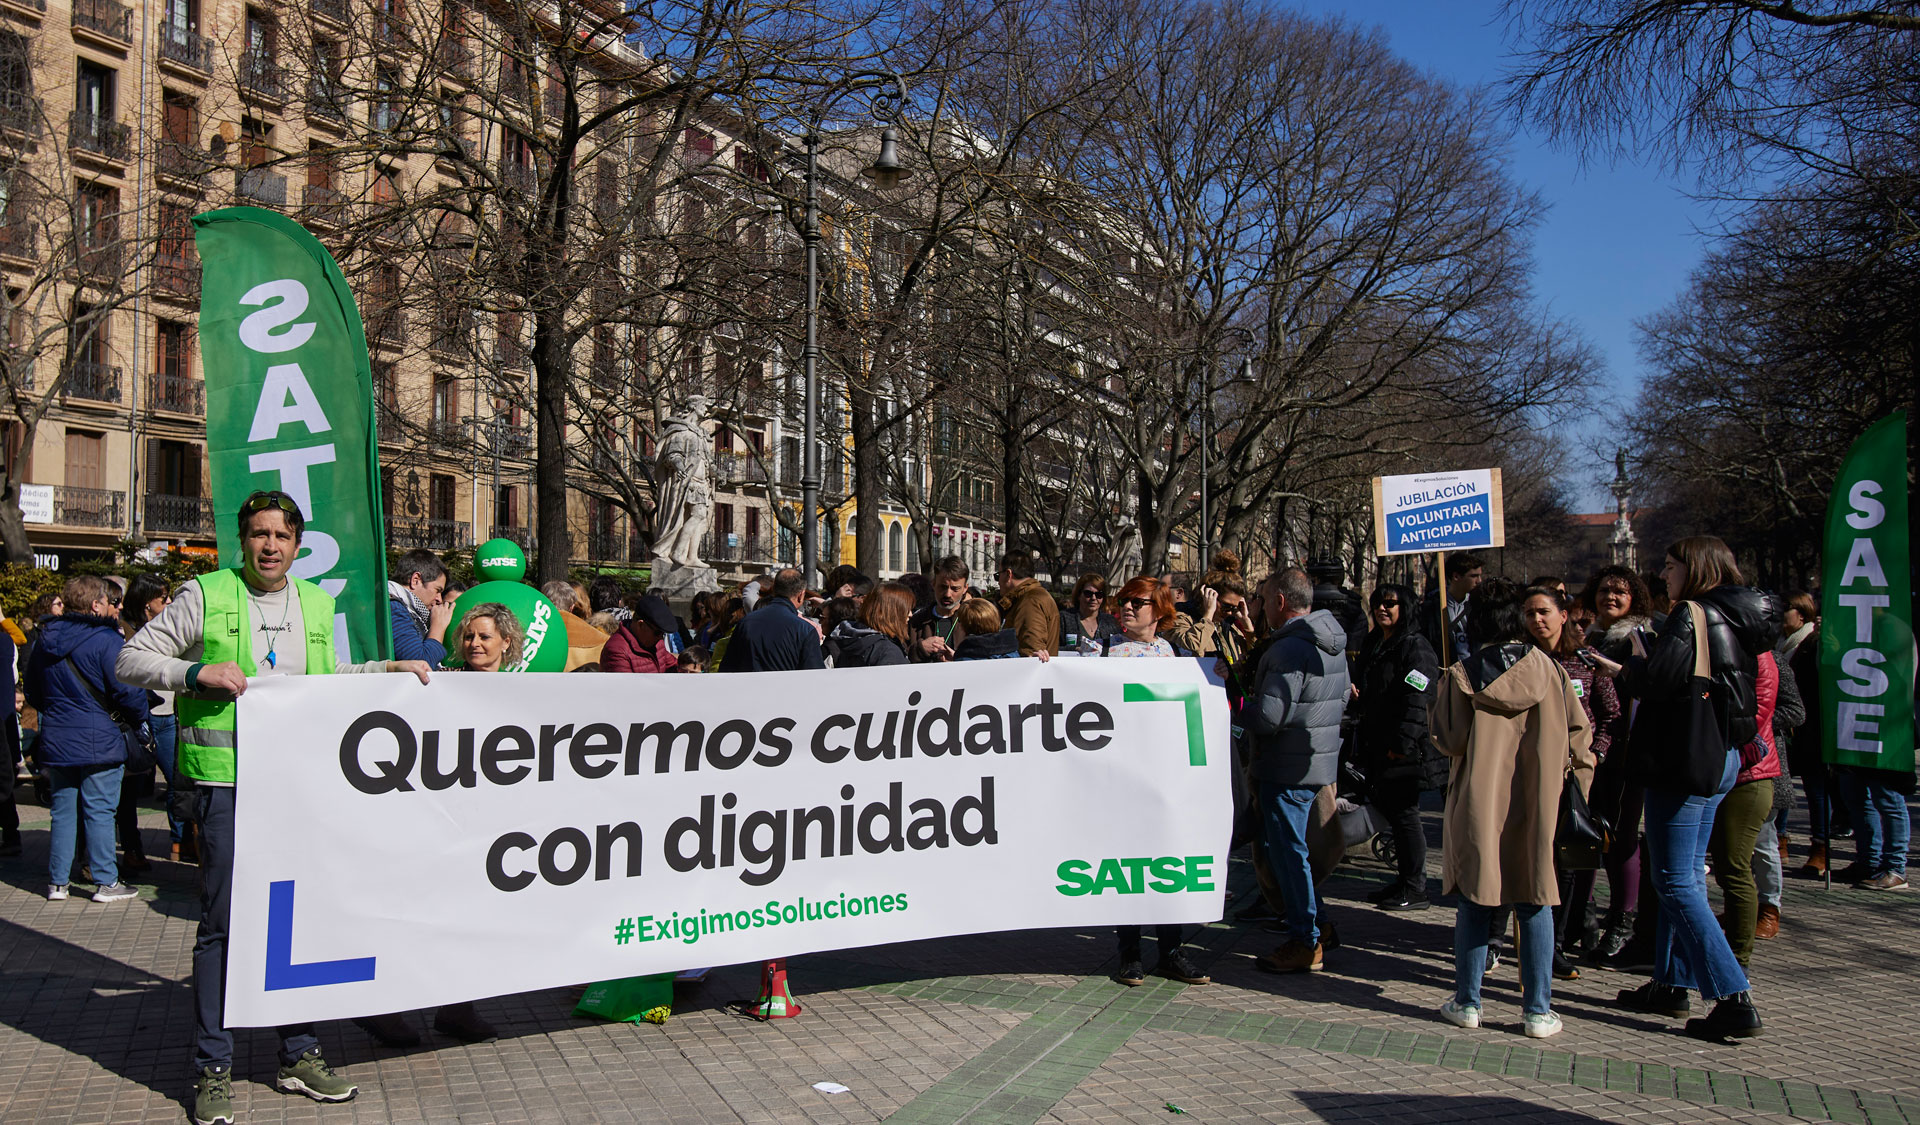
left=1371, top=468, right=1506, bottom=556
left=225, top=658, right=1229, bottom=1027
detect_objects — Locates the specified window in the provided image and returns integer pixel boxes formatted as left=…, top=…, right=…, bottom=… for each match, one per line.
left=746, top=507, right=760, bottom=539
left=310, top=39, right=343, bottom=109
left=495, top=485, right=516, bottom=528
left=156, top=201, right=194, bottom=268
left=371, top=65, right=399, bottom=131
left=373, top=360, right=398, bottom=410
left=3, top=419, right=29, bottom=482
left=715, top=502, right=733, bottom=537
left=75, top=61, right=115, bottom=120
left=431, top=375, right=457, bottom=427
left=64, top=428, right=105, bottom=491
left=147, top=438, right=201, bottom=497
left=162, top=91, right=196, bottom=146
left=889, top=522, right=903, bottom=572
left=713, top=427, right=732, bottom=454
left=245, top=7, right=275, bottom=57
left=306, top=142, right=336, bottom=189
left=0, top=32, right=29, bottom=111
left=240, top=118, right=271, bottom=168
left=374, top=0, right=403, bottom=43
left=156, top=320, right=192, bottom=379
left=684, top=128, right=714, bottom=161
left=163, top=0, right=197, bottom=38
left=71, top=302, right=106, bottom=365
left=429, top=473, right=455, bottom=522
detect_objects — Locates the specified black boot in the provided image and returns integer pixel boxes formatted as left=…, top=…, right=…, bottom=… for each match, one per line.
left=1686, top=992, right=1762, bottom=1041
left=1615, top=980, right=1690, bottom=1019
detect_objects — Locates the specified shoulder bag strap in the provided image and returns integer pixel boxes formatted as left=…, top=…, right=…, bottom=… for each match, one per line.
left=1687, top=601, right=1710, bottom=679
left=60, top=652, right=129, bottom=730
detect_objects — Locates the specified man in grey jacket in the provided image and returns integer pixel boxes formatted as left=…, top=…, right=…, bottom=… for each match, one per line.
left=1243, top=566, right=1351, bottom=973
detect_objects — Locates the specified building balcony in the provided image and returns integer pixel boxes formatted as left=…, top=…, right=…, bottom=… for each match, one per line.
left=698, top=532, right=773, bottom=564
left=366, top=306, right=405, bottom=346
left=1, top=0, right=47, bottom=16
left=145, top=492, right=212, bottom=536
left=495, top=340, right=529, bottom=370
left=52, top=486, right=125, bottom=529
left=68, top=109, right=130, bottom=161
left=430, top=308, right=474, bottom=356
left=0, top=223, right=33, bottom=260
left=0, top=89, right=39, bottom=136
left=157, top=24, right=211, bottom=73
left=435, top=38, right=474, bottom=80
left=489, top=525, right=531, bottom=548
left=236, top=167, right=287, bottom=207
left=490, top=422, right=532, bottom=459
left=156, top=141, right=211, bottom=188
left=775, top=454, right=845, bottom=495
left=388, top=517, right=471, bottom=551
left=153, top=254, right=199, bottom=299
left=76, top=240, right=121, bottom=278
left=499, top=161, right=535, bottom=196
left=66, top=361, right=121, bottom=403
left=239, top=51, right=285, bottom=103
left=69, top=0, right=130, bottom=44
left=311, top=0, right=348, bottom=25
left=427, top=417, right=464, bottom=448
left=145, top=371, right=204, bottom=415
left=711, top=450, right=769, bottom=485
left=585, top=531, right=626, bottom=562
left=299, top=183, right=349, bottom=225
left=307, top=81, right=348, bottom=125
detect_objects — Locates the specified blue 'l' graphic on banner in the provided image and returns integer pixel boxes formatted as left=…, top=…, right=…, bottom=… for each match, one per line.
left=264, top=880, right=377, bottom=991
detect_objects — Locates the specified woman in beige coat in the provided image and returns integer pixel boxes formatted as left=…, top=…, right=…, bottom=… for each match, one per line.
left=1431, top=580, right=1594, bottom=1038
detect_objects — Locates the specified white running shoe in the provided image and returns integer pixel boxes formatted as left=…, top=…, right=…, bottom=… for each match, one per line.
left=1524, top=1011, right=1564, bottom=1039
left=1440, top=1000, right=1481, bottom=1029
left=92, top=882, right=138, bottom=903
left=47, top=884, right=68, bottom=901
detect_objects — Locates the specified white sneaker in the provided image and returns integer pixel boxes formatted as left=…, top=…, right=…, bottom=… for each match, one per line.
left=92, top=882, right=138, bottom=903
left=1524, top=1011, right=1564, bottom=1039
left=47, top=884, right=68, bottom=901
left=1440, top=1000, right=1481, bottom=1029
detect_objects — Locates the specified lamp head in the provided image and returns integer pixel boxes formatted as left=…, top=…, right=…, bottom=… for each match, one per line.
left=861, top=126, right=910, bottom=188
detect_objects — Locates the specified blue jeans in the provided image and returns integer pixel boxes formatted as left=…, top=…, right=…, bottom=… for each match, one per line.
left=1454, top=899, right=1552, bottom=1015
left=151, top=713, right=185, bottom=844
left=194, top=786, right=317, bottom=1071
left=1838, top=770, right=1912, bottom=875
left=47, top=763, right=121, bottom=888
left=1260, top=782, right=1319, bottom=946
left=1644, top=749, right=1749, bottom=1000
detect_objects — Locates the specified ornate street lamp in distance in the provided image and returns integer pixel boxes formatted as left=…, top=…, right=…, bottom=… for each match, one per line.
left=800, top=71, right=911, bottom=588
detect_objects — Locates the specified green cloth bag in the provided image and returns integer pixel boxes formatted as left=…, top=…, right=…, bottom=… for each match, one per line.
left=573, top=973, right=675, bottom=1023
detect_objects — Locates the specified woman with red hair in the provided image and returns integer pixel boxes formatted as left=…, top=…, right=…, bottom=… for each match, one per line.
left=1096, top=576, right=1209, bottom=987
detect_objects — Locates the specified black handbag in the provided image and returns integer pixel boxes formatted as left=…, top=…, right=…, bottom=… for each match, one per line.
left=1630, top=602, right=1731, bottom=797
left=1556, top=771, right=1611, bottom=871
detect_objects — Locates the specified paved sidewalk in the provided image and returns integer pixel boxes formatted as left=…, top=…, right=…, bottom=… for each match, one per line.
left=0, top=796, right=1914, bottom=1125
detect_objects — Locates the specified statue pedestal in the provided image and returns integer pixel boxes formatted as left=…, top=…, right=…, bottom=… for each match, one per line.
left=649, top=560, right=720, bottom=608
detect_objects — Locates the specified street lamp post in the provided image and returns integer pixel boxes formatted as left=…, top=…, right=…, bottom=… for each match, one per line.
left=800, top=72, right=909, bottom=588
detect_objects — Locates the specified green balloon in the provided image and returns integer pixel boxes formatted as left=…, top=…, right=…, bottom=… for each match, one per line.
left=473, top=538, right=528, bottom=583
left=441, top=580, right=567, bottom=672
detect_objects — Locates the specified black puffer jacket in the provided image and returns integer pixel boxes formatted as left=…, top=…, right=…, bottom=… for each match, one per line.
left=1627, top=586, right=1781, bottom=747
left=1352, top=624, right=1444, bottom=788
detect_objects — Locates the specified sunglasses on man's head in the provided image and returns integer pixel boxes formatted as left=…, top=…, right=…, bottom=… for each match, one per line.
left=243, top=491, right=301, bottom=516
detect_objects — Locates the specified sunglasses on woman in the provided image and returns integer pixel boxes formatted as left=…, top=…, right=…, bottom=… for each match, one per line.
left=1118, top=597, right=1153, bottom=610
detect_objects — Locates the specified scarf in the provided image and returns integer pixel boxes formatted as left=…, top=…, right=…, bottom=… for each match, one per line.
left=389, top=580, right=431, bottom=636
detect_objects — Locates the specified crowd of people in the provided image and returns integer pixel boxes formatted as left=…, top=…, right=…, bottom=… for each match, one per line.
left=0, top=492, right=1910, bottom=1125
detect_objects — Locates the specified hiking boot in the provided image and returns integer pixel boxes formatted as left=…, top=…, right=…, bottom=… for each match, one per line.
left=1593, top=931, right=1654, bottom=973
left=353, top=1011, right=421, bottom=1048
left=1438, top=1000, right=1480, bottom=1029
left=46, top=884, right=68, bottom=901
left=276, top=1048, right=358, bottom=1103
left=1616, top=981, right=1690, bottom=1019
left=1859, top=870, right=1910, bottom=891
left=1256, top=941, right=1323, bottom=974
left=1523, top=1011, right=1564, bottom=1039
left=1377, top=887, right=1430, bottom=912
left=193, top=1066, right=234, bottom=1125
left=1366, top=881, right=1407, bottom=905
left=1754, top=904, right=1780, bottom=939
left=1155, top=950, right=1210, bottom=985
left=1685, top=992, right=1762, bottom=1041
left=432, top=1002, right=499, bottom=1042
left=1552, top=950, right=1581, bottom=981
left=1114, top=960, right=1146, bottom=986
left=92, top=882, right=137, bottom=903
left=1588, top=912, right=1636, bottom=963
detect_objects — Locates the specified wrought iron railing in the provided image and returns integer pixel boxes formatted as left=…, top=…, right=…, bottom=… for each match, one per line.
left=158, top=25, right=211, bottom=70
left=237, top=167, right=287, bottom=207
left=145, top=493, right=213, bottom=536
left=388, top=517, right=471, bottom=550
left=70, top=0, right=132, bottom=42
left=66, top=361, right=121, bottom=403
left=69, top=110, right=130, bottom=160
left=146, top=371, right=204, bottom=415
left=52, top=486, right=125, bottom=528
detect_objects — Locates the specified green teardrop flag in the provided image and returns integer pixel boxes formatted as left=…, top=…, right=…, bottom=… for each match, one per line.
left=442, top=582, right=568, bottom=672
left=1819, top=411, right=1913, bottom=772
left=194, top=206, right=391, bottom=663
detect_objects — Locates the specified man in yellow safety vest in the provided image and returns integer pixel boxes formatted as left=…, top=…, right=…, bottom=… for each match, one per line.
left=118, top=490, right=432, bottom=1125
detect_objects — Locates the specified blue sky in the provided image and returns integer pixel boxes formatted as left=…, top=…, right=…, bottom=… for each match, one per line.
left=1284, top=1, right=1718, bottom=509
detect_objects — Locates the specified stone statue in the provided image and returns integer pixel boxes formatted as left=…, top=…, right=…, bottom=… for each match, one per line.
left=651, top=395, right=713, bottom=570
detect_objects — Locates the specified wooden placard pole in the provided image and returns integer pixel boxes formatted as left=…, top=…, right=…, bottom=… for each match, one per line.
left=1436, top=548, right=1450, bottom=668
